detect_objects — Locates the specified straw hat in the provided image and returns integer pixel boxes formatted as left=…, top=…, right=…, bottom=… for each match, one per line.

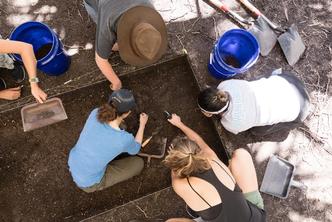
left=117, top=6, right=167, bottom=66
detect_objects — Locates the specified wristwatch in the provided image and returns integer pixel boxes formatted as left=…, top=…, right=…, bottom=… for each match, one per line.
left=29, top=77, right=39, bottom=83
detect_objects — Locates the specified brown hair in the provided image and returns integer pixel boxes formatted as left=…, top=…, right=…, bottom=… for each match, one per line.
left=198, top=88, right=230, bottom=113
left=163, top=137, right=211, bottom=178
left=97, top=103, right=127, bottom=123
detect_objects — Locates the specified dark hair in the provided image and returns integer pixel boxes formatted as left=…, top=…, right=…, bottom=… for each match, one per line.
left=97, top=103, right=128, bottom=123
left=197, top=88, right=229, bottom=112
left=163, top=137, right=211, bottom=178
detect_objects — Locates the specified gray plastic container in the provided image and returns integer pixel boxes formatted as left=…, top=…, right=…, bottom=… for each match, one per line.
left=260, top=155, right=306, bottom=199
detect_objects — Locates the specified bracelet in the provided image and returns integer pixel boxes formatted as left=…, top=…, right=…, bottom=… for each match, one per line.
left=29, top=77, right=39, bottom=83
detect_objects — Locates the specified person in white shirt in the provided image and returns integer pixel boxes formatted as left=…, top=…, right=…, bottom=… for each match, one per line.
left=197, top=72, right=310, bottom=135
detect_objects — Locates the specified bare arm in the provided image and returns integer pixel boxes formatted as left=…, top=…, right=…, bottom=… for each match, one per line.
left=0, top=39, right=47, bottom=103
left=135, top=113, right=149, bottom=144
left=168, top=114, right=217, bottom=157
left=0, top=40, right=37, bottom=78
left=95, top=52, right=122, bottom=90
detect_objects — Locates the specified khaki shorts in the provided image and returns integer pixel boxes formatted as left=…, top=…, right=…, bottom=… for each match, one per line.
left=81, top=156, right=144, bottom=193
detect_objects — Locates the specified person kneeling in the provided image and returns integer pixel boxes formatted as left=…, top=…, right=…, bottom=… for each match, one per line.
left=68, top=89, right=148, bottom=192
left=164, top=114, right=266, bottom=222
left=197, top=71, right=310, bottom=135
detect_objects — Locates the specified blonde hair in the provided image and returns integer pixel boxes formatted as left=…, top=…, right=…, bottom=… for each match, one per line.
left=163, top=137, right=211, bottom=178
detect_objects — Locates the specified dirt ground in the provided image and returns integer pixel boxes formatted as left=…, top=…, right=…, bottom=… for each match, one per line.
left=0, top=0, right=332, bottom=221
left=82, top=187, right=187, bottom=222
left=0, top=56, right=228, bottom=221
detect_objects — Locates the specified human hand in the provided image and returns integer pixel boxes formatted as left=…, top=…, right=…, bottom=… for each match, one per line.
left=31, top=84, right=47, bottom=103
left=0, top=87, right=21, bottom=100
left=139, top=113, right=149, bottom=126
left=167, top=114, right=183, bottom=127
left=110, top=78, right=122, bottom=91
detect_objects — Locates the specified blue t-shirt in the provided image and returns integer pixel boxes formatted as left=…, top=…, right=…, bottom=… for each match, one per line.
left=68, top=108, right=140, bottom=188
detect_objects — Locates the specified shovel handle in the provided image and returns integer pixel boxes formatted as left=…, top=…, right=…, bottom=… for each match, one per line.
left=202, top=0, right=252, bottom=25
left=147, top=156, right=151, bottom=167
left=202, top=0, right=229, bottom=12
left=238, top=0, right=261, bottom=16
left=290, top=180, right=307, bottom=190
left=142, top=136, right=153, bottom=147
left=238, top=0, right=281, bottom=31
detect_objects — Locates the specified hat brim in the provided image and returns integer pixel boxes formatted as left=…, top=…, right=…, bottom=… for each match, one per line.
left=118, top=6, right=167, bottom=67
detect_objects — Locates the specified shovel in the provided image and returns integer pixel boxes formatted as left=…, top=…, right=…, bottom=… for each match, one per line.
left=202, top=0, right=277, bottom=56
left=260, top=155, right=307, bottom=199
left=238, top=0, right=306, bottom=66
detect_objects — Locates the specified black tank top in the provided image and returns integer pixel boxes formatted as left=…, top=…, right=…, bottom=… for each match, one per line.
left=187, top=160, right=266, bottom=222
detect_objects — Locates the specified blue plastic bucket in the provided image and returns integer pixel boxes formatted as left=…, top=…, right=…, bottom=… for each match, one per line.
left=208, top=29, right=260, bottom=79
left=208, top=53, right=237, bottom=79
left=9, top=21, right=70, bottom=76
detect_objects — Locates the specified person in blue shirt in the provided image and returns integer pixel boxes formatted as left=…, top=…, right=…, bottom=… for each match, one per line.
left=68, top=89, right=148, bottom=192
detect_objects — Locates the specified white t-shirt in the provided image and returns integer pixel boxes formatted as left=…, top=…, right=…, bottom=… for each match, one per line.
left=218, top=76, right=302, bottom=134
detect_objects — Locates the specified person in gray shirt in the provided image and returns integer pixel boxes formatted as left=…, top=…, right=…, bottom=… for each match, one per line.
left=83, top=0, right=167, bottom=90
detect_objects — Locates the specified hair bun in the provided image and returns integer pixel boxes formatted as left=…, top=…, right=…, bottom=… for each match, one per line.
left=163, top=137, right=211, bottom=178
left=216, top=91, right=229, bottom=103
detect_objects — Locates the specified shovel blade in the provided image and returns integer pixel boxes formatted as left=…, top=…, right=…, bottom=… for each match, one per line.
left=278, top=24, right=305, bottom=66
left=249, top=16, right=278, bottom=56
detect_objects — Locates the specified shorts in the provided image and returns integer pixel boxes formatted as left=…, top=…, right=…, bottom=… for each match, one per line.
left=80, top=156, right=144, bottom=193
left=193, top=190, right=264, bottom=222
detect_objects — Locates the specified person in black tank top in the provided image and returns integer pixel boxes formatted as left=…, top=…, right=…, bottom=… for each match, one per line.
left=163, top=114, right=266, bottom=222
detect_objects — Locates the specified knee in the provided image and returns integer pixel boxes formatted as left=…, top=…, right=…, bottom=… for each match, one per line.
left=131, top=156, right=144, bottom=172
left=232, top=148, right=251, bottom=159
left=231, top=148, right=253, bottom=165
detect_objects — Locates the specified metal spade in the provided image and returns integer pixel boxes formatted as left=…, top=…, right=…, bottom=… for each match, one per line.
left=238, top=0, right=306, bottom=66
left=202, top=0, right=277, bottom=56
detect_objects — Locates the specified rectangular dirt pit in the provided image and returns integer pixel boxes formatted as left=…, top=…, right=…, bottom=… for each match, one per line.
left=0, top=55, right=228, bottom=221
